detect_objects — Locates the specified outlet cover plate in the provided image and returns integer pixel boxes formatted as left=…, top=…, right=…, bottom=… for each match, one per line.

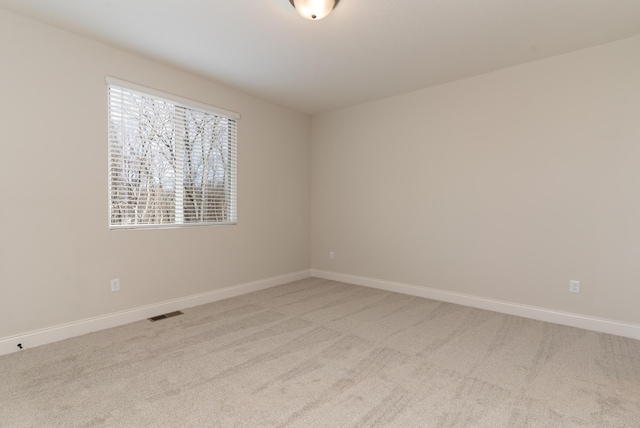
left=569, top=280, right=580, bottom=293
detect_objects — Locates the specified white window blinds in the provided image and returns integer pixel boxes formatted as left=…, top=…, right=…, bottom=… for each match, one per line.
left=107, top=77, right=238, bottom=229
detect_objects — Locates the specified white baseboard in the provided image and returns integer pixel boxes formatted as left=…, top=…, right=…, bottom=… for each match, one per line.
left=0, top=270, right=312, bottom=356
left=4, top=268, right=636, bottom=357
left=311, top=269, right=640, bottom=341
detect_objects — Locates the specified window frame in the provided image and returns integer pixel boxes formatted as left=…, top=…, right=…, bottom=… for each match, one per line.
left=106, top=77, right=239, bottom=230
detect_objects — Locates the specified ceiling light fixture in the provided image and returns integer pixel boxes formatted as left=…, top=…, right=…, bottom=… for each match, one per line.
left=289, top=0, right=339, bottom=20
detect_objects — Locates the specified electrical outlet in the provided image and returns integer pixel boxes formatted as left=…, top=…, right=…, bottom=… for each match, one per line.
left=111, top=278, right=120, bottom=292
left=329, top=251, right=334, bottom=260
left=569, top=280, right=580, bottom=293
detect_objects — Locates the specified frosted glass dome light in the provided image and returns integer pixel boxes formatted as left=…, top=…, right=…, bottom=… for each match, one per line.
left=289, top=0, right=339, bottom=20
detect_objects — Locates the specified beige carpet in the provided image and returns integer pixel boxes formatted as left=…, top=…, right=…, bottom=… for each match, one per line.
left=1, top=278, right=639, bottom=427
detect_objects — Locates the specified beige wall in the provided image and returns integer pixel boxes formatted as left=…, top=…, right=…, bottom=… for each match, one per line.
left=311, top=35, right=640, bottom=325
left=0, top=9, right=311, bottom=338
left=2, top=6, right=639, bottom=341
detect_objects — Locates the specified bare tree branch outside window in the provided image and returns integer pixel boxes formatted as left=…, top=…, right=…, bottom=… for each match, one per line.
left=108, top=83, right=237, bottom=229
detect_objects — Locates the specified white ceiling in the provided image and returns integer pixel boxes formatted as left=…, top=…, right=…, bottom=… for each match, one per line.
left=1, top=0, right=640, bottom=115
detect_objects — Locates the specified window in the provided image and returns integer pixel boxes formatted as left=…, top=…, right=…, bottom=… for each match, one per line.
left=107, top=77, right=238, bottom=229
